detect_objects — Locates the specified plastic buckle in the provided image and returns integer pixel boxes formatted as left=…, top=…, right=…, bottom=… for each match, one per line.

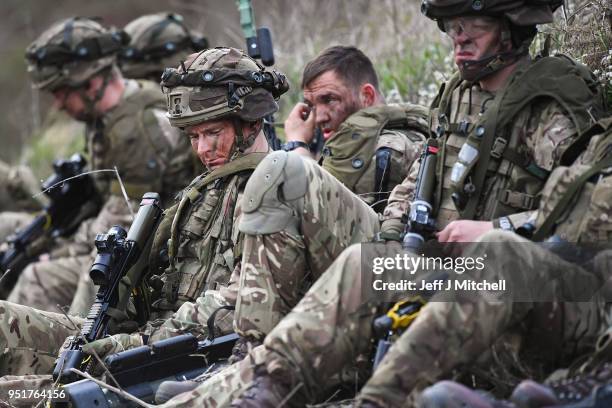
left=490, top=137, right=507, bottom=159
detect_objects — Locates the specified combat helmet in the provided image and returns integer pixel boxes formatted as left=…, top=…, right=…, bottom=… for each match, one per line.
left=421, top=0, right=563, bottom=81
left=160, top=47, right=289, bottom=150
left=120, top=13, right=208, bottom=81
left=25, top=17, right=127, bottom=92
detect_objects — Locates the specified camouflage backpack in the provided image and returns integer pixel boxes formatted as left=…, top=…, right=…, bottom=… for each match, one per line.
left=533, top=117, right=612, bottom=243
left=322, top=103, right=429, bottom=211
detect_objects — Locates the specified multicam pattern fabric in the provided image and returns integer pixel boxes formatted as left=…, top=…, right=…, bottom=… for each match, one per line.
left=235, top=151, right=380, bottom=340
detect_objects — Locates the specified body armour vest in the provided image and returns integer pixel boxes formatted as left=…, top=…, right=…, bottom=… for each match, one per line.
left=429, top=55, right=605, bottom=228
left=87, top=79, right=195, bottom=205
left=322, top=103, right=428, bottom=213
left=151, top=153, right=267, bottom=315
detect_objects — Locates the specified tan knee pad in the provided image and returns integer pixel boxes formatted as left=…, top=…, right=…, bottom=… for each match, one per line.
left=240, top=151, right=308, bottom=235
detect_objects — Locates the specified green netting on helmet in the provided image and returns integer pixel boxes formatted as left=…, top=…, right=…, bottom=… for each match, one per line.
left=161, top=47, right=289, bottom=128
left=26, top=17, right=127, bottom=91
left=120, top=13, right=208, bottom=80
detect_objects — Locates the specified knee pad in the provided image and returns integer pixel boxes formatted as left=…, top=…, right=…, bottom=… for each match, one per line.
left=240, top=151, right=308, bottom=235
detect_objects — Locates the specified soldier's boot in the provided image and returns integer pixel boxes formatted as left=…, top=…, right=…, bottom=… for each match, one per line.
left=155, top=380, right=200, bottom=404
left=418, top=381, right=515, bottom=408
left=512, top=363, right=612, bottom=407
left=230, top=366, right=300, bottom=408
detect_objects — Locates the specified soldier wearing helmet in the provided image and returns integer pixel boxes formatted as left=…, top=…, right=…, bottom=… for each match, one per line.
left=7, top=17, right=198, bottom=313
left=0, top=47, right=289, bottom=404
left=120, top=12, right=208, bottom=81
left=161, top=1, right=608, bottom=407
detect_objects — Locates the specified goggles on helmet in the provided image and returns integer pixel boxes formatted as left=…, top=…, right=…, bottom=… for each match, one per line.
left=442, top=16, right=500, bottom=40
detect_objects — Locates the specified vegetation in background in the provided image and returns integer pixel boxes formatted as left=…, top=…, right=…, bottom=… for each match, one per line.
left=4, top=0, right=611, bottom=179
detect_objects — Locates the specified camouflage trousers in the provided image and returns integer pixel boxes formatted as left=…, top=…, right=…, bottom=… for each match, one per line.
left=249, top=230, right=609, bottom=407
left=0, top=300, right=83, bottom=376
left=7, top=254, right=91, bottom=312
left=235, top=151, right=380, bottom=340
left=156, top=344, right=269, bottom=407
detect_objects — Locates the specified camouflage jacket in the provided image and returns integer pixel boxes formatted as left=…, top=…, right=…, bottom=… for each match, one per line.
left=382, top=56, right=604, bottom=235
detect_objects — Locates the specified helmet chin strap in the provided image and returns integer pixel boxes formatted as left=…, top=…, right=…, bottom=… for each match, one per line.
left=231, top=117, right=258, bottom=156
left=458, top=27, right=532, bottom=83
left=77, top=68, right=113, bottom=123
left=459, top=47, right=527, bottom=82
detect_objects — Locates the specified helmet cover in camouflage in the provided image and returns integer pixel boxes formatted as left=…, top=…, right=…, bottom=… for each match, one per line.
left=421, top=0, right=563, bottom=27
left=120, top=13, right=208, bottom=80
left=25, top=17, right=128, bottom=91
left=160, top=47, right=289, bottom=128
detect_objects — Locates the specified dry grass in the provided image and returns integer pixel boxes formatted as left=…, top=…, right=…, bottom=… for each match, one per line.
left=537, top=0, right=612, bottom=105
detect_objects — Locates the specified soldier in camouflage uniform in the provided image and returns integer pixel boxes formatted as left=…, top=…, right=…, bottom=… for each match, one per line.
left=233, top=45, right=427, bottom=345
left=151, top=0, right=608, bottom=406
left=4, top=17, right=197, bottom=313
left=225, top=124, right=612, bottom=408
left=66, top=12, right=209, bottom=316
left=0, top=46, right=289, bottom=407
left=119, top=12, right=208, bottom=82
left=417, top=118, right=612, bottom=408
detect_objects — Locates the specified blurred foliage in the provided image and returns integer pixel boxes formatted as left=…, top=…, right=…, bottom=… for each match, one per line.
left=22, top=109, right=85, bottom=179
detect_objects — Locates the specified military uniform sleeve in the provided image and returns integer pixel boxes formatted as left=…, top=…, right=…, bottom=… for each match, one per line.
left=380, top=159, right=420, bottom=235
left=144, top=289, right=235, bottom=343
left=495, top=100, right=578, bottom=231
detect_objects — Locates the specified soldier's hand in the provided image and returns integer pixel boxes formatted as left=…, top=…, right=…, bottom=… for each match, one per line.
left=81, top=333, right=144, bottom=361
left=436, top=220, right=493, bottom=243
left=284, top=102, right=316, bottom=144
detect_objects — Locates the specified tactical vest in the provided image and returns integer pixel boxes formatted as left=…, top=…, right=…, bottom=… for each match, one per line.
left=87, top=79, right=192, bottom=204
left=152, top=153, right=267, bottom=314
left=430, top=55, right=605, bottom=227
left=322, top=103, right=428, bottom=212
left=534, top=118, right=612, bottom=243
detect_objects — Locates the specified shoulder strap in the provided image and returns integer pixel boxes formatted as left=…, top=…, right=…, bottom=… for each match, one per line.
left=167, top=152, right=267, bottom=261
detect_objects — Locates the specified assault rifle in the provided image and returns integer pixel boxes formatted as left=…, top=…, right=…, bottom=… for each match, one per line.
left=0, top=153, right=101, bottom=297
left=56, top=332, right=239, bottom=407
left=402, top=139, right=439, bottom=250
left=52, top=193, right=163, bottom=385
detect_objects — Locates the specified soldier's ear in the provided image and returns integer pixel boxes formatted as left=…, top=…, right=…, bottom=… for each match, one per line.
left=359, top=83, right=378, bottom=108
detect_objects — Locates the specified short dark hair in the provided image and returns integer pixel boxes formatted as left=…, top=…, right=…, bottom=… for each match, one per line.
left=301, top=46, right=379, bottom=91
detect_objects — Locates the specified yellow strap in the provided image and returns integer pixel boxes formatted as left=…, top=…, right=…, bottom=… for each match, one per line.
left=387, top=296, right=426, bottom=330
